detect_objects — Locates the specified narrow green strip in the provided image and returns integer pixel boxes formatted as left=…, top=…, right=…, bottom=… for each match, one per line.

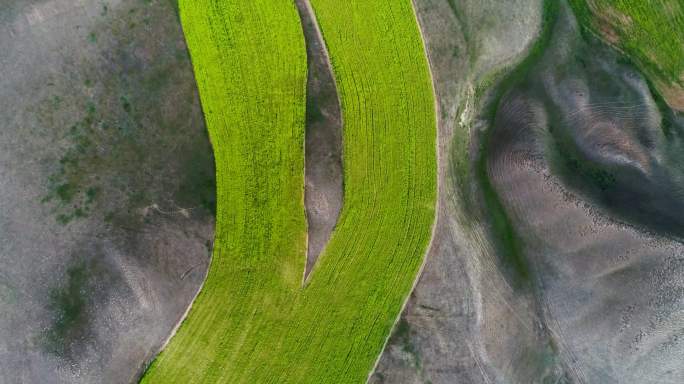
left=142, top=0, right=436, bottom=382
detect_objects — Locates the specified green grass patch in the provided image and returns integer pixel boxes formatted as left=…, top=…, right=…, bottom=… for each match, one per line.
left=569, top=0, right=684, bottom=101
left=141, top=0, right=436, bottom=383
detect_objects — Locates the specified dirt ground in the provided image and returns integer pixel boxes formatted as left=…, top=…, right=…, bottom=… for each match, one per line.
left=0, top=1, right=214, bottom=383
left=485, top=3, right=684, bottom=382
left=294, top=0, right=343, bottom=278
left=373, top=1, right=683, bottom=383
left=3, top=1, right=681, bottom=383
left=371, top=0, right=563, bottom=383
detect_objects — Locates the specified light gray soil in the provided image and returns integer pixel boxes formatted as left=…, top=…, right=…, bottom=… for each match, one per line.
left=485, top=3, right=684, bottom=382
left=0, top=1, right=213, bottom=383
left=294, top=0, right=343, bottom=277
left=373, top=1, right=684, bottom=383
left=371, top=1, right=552, bottom=383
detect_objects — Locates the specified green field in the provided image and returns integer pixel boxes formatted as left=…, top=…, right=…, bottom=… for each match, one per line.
left=570, top=0, right=684, bottom=108
left=141, top=0, right=436, bottom=382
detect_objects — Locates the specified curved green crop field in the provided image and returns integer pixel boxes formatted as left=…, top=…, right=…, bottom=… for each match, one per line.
left=141, top=0, right=436, bottom=382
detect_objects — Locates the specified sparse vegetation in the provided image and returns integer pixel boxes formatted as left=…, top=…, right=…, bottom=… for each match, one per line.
left=44, top=262, right=90, bottom=356
left=0, top=0, right=216, bottom=382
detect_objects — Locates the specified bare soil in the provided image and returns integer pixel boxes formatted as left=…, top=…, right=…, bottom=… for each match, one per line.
left=294, top=0, right=344, bottom=278
left=375, top=1, right=684, bottom=382
left=371, top=1, right=551, bottom=383
left=0, top=1, right=213, bottom=383
left=485, top=3, right=684, bottom=381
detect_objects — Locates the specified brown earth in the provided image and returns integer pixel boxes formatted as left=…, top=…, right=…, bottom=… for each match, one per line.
left=658, top=80, right=684, bottom=112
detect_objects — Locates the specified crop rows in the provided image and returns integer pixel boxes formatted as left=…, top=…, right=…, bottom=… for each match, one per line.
left=141, top=0, right=436, bottom=382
